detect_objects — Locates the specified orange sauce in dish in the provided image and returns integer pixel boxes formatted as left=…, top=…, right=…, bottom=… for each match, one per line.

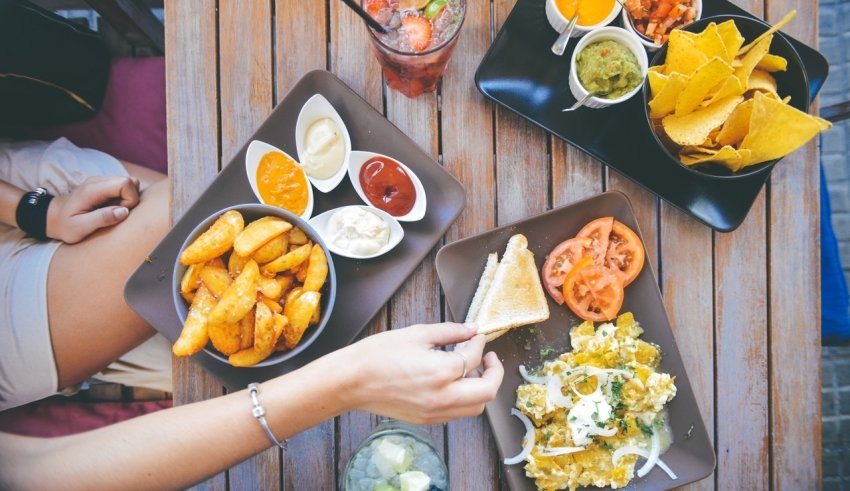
left=555, top=0, right=615, bottom=26
left=256, top=151, right=309, bottom=216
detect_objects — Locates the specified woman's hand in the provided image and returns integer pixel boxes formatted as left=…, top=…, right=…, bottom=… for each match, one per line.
left=337, top=323, right=504, bottom=424
left=46, top=176, right=141, bottom=243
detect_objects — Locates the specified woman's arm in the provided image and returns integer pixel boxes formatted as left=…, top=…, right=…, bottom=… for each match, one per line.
left=0, top=179, right=25, bottom=228
left=0, top=323, right=503, bottom=491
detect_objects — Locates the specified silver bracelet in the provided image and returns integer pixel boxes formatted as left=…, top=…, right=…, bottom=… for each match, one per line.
left=248, top=383, right=286, bottom=450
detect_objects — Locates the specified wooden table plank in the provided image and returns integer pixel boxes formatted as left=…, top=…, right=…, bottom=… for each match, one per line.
left=442, top=0, right=500, bottom=488
left=164, top=2, right=227, bottom=490
left=765, top=0, right=822, bottom=486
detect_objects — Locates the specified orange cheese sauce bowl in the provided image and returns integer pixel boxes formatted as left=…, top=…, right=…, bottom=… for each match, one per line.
left=245, top=140, right=314, bottom=219
left=555, top=0, right=616, bottom=26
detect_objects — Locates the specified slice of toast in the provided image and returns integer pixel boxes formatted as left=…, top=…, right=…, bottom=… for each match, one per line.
left=466, top=234, right=550, bottom=341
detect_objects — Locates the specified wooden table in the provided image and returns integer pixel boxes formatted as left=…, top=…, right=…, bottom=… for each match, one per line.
left=164, top=1, right=822, bottom=489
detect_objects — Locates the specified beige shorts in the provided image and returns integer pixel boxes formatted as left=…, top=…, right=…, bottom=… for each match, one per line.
left=0, top=138, right=171, bottom=411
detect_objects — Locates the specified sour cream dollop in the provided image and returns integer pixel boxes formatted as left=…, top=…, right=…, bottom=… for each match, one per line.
left=327, top=207, right=390, bottom=257
left=567, top=389, right=613, bottom=446
left=302, top=118, right=345, bottom=179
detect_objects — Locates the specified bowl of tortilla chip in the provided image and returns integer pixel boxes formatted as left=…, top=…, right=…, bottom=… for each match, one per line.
left=642, top=14, right=830, bottom=179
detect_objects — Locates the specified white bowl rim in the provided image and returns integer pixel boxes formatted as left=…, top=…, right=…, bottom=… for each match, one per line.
left=308, top=205, right=405, bottom=260
left=347, top=150, right=427, bottom=222
left=294, top=93, right=351, bottom=194
left=245, top=139, right=314, bottom=219
left=569, top=26, right=649, bottom=105
left=546, top=0, right=623, bottom=34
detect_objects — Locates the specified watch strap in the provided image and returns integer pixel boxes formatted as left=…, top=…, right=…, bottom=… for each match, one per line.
left=15, top=187, right=54, bottom=241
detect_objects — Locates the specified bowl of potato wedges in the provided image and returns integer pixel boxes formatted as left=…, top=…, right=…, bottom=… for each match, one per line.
left=172, top=203, right=336, bottom=367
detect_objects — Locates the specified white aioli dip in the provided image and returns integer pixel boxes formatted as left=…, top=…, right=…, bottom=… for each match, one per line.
left=328, top=207, right=390, bottom=256
left=302, top=118, right=345, bottom=179
left=567, top=389, right=613, bottom=446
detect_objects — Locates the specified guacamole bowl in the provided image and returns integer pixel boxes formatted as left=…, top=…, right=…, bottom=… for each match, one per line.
left=568, top=27, right=648, bottom=109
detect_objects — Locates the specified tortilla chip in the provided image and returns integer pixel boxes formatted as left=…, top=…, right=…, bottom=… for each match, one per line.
left=701, top=76, right=744, bottom=107
left=648, top=70, right=669, bottom=95
left=676, top=57, right=735, bottom=116
left=747, top=69, right=779, bottom=96
left=734, top=34, right=773, bottom=87
left=649, top=72, right=689, bottom=119
left=739, top=92, right=833, bottom=165
left=739, top=10, right=797, bottom=55
left=665, top=30, right=708, bottom=76
left=716, top=20, right=745, bottom=61
left=694, top=23, right=730, bottom=62
left=756, top=53, right=788, bottom=72
left=716, top=98, right=754, bottom=147
left=662, top=96, right=744, bottom=146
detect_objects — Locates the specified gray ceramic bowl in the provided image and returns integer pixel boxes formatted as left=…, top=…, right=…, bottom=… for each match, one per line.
left=172, top=203, right=337, bottom=367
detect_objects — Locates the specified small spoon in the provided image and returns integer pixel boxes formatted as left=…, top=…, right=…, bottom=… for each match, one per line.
left=550, top=14, right=579, bottom=56
left=562, top=91, right=598, bottom=112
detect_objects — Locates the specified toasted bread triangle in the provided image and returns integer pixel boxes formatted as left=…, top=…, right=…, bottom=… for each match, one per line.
left=470, top=234, right=550, bottom=338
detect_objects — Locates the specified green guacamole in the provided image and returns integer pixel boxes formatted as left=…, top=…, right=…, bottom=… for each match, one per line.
left=576, top=40, right=642, bottom=100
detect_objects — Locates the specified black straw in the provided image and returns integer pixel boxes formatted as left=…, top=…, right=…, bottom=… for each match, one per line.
left=340, top=0, right=389, bottom=34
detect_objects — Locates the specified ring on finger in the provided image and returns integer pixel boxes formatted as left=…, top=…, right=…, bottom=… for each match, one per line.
left=452, top=350, right=468, bottom=380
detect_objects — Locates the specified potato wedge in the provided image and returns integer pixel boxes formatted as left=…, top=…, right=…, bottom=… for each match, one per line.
left=228, top=252, right=249, bottom=278
left=283, top=291, right=320, bottom=349
left=233, top=217, right=293, bottom=257
left=180, top=263, right=204, bottom=296
left=257, top=275, right=283, bottom=300
left=252, top=233, right=288, bottom=264
left=302, top=244, right=328, bottom=292
left=261, top=243, right=311, bottom=275
left=200, top=261, right=233, bottom=298
left=173, top=285, right=216, bottom=356
left=288, top=227, right=309, bottom=245
left=259, top=294, right=283, bottom=314
left=239, top=307, right=255, bottom=349
left=208, top=260, right=259, bottom=325
left=179, top=210, right=244, bottom=265
left=253, top=301, right=275, bottom=353
left=208, top=321, right=241, bottom=355
left=229, top=313, right=284, bottom=367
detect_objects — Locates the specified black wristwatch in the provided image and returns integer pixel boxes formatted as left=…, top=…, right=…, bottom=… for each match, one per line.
left=16, top=187, right=54, bottom=241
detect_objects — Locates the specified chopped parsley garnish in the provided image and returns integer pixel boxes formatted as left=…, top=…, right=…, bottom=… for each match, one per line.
left=595, top=421, right=606, bottom=429
left=617, top=418, right=629, bottom=431
left=685, top=424, right=695, bottom=440
left=543, top=429, right=553, bottom=441
left=636, top=420, right=654, bottom=437
left=601, top=330, right=608, bottom=337
left=654, top=418, right=664, bottom=429
left=539, top=346, right=554, bottom=359
left=610, top=380, right=623, bottom=404
left=602, top=441, right=613, bottom=451
left=525, top=400, right=532, bottom=408
left=569, top=416, right=577, bottom=422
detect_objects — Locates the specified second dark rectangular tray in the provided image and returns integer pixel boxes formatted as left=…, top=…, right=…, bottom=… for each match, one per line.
left=124, top=70, right=466, bottom=390
left=475, top=0, right=828, bottom=232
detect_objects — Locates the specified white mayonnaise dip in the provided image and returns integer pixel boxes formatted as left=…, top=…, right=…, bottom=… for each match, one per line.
left=567, top=389, right=613, bottom=446
left=328, top=207, right=390, bottom=256
left=302, top=118, right=345, bottom=179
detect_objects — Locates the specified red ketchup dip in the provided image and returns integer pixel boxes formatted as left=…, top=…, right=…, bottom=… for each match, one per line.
left=358, top=156, right=416, bottom=217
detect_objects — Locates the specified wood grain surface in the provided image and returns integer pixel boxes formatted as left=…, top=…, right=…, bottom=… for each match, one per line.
left=164, top=1, right=823, bottom=489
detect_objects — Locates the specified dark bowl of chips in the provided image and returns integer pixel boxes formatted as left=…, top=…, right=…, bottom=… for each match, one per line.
left=642, top=14, right=823, bottom=180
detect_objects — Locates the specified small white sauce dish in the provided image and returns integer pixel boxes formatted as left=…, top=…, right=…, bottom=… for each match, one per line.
left=568, top=26, right=648, bottom=109
left=347, top=150, right=427, bottom=222
left=545, top=0, right=622, bottom=38
left=245, top=139, right=314, bottom=219
left=620, top=0, right=702, bottom=51
left=308, top=205, right=404, bottom=260
left=295, top=94, right=352, bottom=193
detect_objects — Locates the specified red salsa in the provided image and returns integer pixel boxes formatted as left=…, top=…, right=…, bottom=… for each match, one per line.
left=358, top=156, right=416, bottom=216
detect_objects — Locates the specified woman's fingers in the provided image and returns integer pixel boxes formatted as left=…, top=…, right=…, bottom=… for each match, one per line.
left=78, top=176, right=141, bottom=210
left=409, top=322, right=478, bottom=347
left=446, top=351, right=504, bottom=406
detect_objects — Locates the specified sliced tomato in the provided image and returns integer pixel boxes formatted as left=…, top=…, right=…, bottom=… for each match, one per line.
left=576, top=217, right=614, bottom=260
left=541, top=237, right=596, bottom=304
left=605, top=220, right=645, bottom=286
left=562, top=256, right=624, bottom=322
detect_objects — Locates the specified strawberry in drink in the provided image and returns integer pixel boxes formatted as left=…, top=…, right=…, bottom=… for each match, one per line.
left=363, top=0, right=466, bottom=98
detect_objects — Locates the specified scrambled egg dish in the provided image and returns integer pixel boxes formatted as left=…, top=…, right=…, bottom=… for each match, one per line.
left=513, top=313, right=677, bottom=491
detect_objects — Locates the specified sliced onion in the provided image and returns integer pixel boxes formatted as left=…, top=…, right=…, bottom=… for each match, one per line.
left=504, top=408, right=535, bottom=465
left=538, top=446, right=586, bottom=457
left=546, top=375, right=573, bottom=408
left=519, top=365, right=549, bottom=385
left=611, top=435, right=677, bottom=480
left=589, top=425, right=618, bottom=437
left=637, top=429, right=661, bottom=478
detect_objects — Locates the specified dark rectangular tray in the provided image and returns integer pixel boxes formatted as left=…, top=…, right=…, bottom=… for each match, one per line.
left=124, top=70, right=466, bottom=390
left=435, top=191, right=716, bottom=490
left=475, top=0, right=828, bottom=232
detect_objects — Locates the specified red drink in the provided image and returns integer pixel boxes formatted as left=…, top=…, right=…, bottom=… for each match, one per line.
left=363, top=0, right=466, bottom=98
